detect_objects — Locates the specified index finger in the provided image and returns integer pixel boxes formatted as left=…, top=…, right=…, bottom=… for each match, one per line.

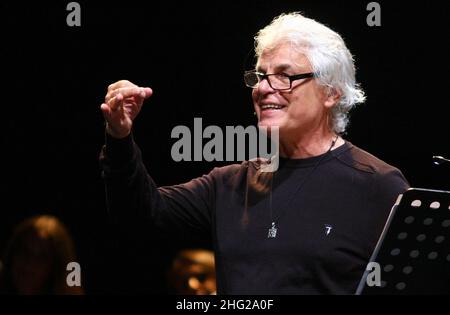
left=107, top=80, right=136, bottom=92
left=106, top=87, right=144, bottom=103
left=108, top=93, right=124, bottom=112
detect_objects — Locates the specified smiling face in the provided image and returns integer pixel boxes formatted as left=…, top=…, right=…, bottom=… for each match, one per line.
left=253, top=43, right=335, bottom=140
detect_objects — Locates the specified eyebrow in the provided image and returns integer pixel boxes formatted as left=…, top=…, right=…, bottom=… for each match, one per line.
left=274, top=64, right=293, bottom=72
left=256, top=63, right=303, bottom=73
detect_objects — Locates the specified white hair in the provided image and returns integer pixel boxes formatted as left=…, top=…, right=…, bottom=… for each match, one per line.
left=254, top=12, right=366, bottom=134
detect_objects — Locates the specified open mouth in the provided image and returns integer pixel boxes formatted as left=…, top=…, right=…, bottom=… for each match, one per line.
left=260, top=104, right=286, bottom=111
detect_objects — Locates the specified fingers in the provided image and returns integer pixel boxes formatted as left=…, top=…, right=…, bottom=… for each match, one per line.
left=105, top=86, right=153, bottom=108
left=142, top=87, right=153, bottom=99
left=107, top=92, right=124, bottom=112
left=105, top=87, right=143, bottom=103
left=107, top=80, right=136, bottom=93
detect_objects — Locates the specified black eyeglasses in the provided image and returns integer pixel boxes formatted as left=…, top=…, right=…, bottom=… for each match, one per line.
left=244, top=70, right=316, bottom=90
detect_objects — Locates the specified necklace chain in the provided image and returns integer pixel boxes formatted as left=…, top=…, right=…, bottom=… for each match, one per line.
left=267, top=135, right=339, bottom=239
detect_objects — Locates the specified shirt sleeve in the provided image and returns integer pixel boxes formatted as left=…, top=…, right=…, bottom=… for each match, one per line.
left=99, top=132, right=215, bottom=242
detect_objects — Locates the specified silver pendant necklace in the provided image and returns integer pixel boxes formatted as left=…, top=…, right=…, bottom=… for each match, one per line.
left=267, top=136, right=339, bottom=239
left=267, top=221, right=278, bottom=239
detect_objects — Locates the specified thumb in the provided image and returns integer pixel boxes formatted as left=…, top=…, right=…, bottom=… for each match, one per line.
left=100, top=103, right=112, bottom=117
left=100, top=103, right=122, bottom=126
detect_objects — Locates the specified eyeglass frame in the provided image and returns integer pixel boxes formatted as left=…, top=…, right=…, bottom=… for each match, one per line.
left=244, top=70, right=316, bottom=91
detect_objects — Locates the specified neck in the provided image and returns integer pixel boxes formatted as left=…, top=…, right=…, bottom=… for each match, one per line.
left=279, top=128, right=342, bottom=159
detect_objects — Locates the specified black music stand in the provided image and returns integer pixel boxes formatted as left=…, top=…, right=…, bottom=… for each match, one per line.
left=356, top=188, right=450, bottom=294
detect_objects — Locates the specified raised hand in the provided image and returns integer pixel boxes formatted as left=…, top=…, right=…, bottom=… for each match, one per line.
left=100, top=80, right=153, bottom=139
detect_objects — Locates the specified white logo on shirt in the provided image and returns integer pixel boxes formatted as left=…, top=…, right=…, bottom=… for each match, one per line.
left=324, top=224, right=333, bottom=236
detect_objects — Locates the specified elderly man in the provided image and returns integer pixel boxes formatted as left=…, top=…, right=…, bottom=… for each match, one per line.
left=99, top=12, right=409, bottom=294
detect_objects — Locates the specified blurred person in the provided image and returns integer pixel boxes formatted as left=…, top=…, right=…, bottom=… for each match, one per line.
left=0, top=215, right=83, bottom=294
left=167, top=249, right=216, bottom=295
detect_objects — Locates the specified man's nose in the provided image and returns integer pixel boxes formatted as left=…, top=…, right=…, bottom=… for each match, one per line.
left=257, top=78, right=275, bottom=94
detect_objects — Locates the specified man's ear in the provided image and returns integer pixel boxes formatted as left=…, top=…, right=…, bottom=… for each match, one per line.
left=324, top=87, right=342, bottom=108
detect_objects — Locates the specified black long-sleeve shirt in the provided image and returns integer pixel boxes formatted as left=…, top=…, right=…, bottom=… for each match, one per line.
left=100, top=134, right=409, bottom=294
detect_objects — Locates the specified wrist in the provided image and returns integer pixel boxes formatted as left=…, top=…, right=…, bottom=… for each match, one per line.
left=105, top=123, right=131, bottom=139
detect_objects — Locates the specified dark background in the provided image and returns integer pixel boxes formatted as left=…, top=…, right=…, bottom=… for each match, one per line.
left=1, top=0, right=449, bottom=293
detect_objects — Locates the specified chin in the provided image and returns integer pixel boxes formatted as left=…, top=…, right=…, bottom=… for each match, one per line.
left=257, top=118, right=282, bottom=130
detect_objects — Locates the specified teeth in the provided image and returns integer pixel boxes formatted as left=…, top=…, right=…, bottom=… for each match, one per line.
left=261, top=104, right=283, bottom=110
